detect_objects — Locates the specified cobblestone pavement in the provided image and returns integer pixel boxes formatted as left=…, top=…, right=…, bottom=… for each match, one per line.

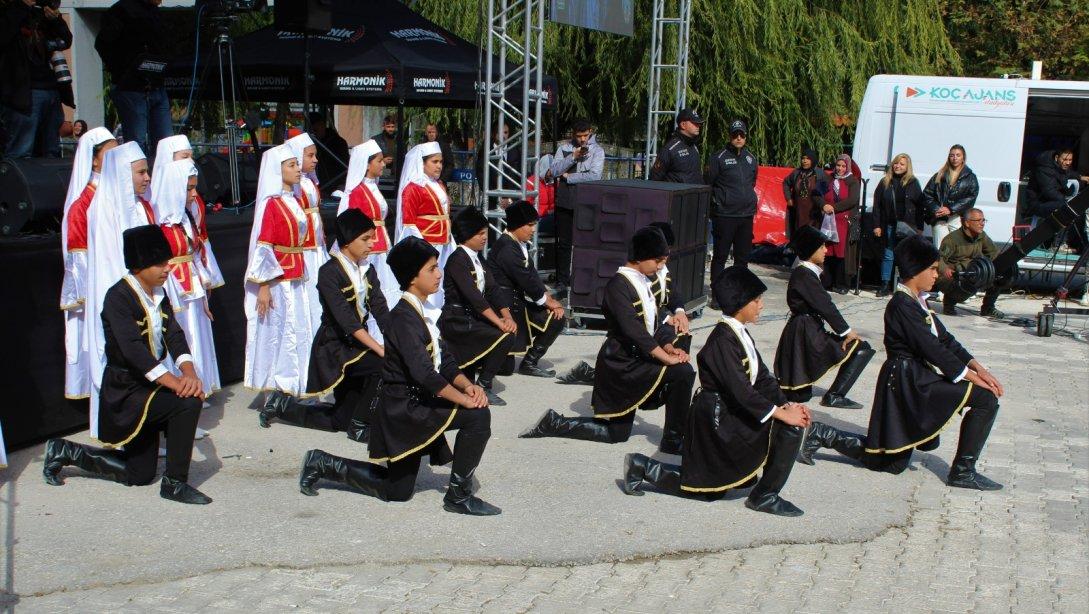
left=4, top=271, right=1088, bottom=613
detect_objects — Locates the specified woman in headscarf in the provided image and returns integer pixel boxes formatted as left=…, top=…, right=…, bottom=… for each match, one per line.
left=60, top=127, right=117, bottom=401
left=337, top=139, right=399, bottom=319
left=243, top=145, right=316, bottom=416
left=396, top=141, right=454, bottom=311
left=872, top=153, right=924, bottom=297
left=287, top=133, right=328, bottom=334
left=85, top=141, right=152, bottom=438
left=781, top=148, right=825, bottom=237
left=150, top=158, right=220, bottom=400
left=151, top=135, right=225, bottom=289
left=820, top=154, right=860, bottom=293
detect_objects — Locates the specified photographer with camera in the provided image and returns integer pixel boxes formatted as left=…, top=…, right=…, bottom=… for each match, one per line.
left=547, top=119, right=603, bottom=287
left=95, top=0, right=172, bottom=154
left=936, top=207, right=1004, bottom=319
left=0, top=0, right=72, bottom=159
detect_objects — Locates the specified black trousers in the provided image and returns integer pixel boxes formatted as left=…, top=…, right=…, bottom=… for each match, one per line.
left=711, top=215, right=754, bottom=274
left=462, top=333, right=517, bottom=383
left=286, top=352, right=385, bottom=431
left=364, top=408, right=492, bottom=502
left=605, top=362, right=695, bottom=442
left=125, top=392, right=202, bottom=485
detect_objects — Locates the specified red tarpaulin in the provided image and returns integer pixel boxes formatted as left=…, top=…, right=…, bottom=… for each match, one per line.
left=754, top=166, right=791, bottom=246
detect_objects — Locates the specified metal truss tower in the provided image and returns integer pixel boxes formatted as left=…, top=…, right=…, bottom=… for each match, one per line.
left=643, top=0, right=692, bottom=178
left=481, top=0, right=545, bottom=240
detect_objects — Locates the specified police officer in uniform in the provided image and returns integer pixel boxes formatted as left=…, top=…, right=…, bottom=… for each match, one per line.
left=706, top=119, right=759, bottom=273
left=649, top=108, right=704, bottom=185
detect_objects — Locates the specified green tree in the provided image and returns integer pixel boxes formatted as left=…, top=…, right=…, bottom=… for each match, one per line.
left=413, top=0, right=962, bottom=165
left=942, top=0, right=1089, bottom=81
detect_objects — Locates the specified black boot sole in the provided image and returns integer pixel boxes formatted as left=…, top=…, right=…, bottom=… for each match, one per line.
left=744, top=497, right=804, bottom=517
left=820, top=396, right=864, bottom=410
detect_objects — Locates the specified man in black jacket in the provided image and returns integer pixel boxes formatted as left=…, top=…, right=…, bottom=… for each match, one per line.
left=1026, top=149, right=1089, bottom=252
left=706, top=119, right=758, bottom=273
left=0, top=0, right=71, bottom=158
left=648, top=108, right=703, bottom=184
left=95, top=0, right=172, bottom=154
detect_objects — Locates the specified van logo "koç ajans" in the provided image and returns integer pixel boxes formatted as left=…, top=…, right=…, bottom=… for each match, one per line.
left=904, top=86, right=1017, bottom=105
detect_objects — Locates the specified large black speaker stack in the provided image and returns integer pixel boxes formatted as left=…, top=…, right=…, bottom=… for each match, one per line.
left=568, top=179, right=711, bottom=311
left=195, top=152, right=260, bottom=207
left=0, top=157, right=73, bottom=235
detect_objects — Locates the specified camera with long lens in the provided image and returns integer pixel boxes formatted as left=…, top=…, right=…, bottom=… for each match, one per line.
left=49, top=51, right=71, bottom=83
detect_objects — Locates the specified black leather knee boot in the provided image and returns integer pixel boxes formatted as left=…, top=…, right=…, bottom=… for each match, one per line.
left=42, top=438, right=128, bottom=486
left=621, top=453, right=681, bottom=496
left=948, top=403, right=1002, bottom=491
left=518, top=409, right=614, bottom=442
left=745, top=425, right=805, bottom=517
left=796, top=422, right=864, bottom=465
left=821, top=342, right=876, bottom=409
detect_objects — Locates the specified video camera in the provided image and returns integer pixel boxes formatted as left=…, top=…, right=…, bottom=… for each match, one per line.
left=951, top=190, right=1088, bottom=295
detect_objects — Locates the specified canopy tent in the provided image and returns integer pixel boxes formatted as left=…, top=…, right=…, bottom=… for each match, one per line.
left=165, top=0, right=558, bottom=110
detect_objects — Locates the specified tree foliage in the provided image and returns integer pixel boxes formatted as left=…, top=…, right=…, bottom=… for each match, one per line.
left=942, top=0, right=1089, bottom=82
left=413, top=0, right=962, bottom=165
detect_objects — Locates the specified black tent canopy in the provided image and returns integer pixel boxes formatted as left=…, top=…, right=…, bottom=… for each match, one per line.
left=166, top=0, right=557, bottom=109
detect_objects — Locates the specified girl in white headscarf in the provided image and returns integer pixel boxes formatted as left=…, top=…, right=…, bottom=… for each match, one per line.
left=286, top=133, right=328, bottom=335
left=150, top=159, right=221, bottom=400
left=396, top=141, right=454, bottom=311
left=85, top=141, right=152, bottom=438
left=151, top=134, right=225, bottom=289
left=337, top=139, right=400, bottom=324
left=60, top=127, right=117, bottom=400
left=244, top=145, right=315, bottom=408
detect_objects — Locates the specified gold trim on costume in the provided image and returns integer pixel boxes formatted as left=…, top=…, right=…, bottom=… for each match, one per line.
left=300, top=349, right=371, bottom=399
left=457, top=332, right=511, bottom=369
left=95, top=385, right=161, bottom=449
left=273, top=245, right=305, bottom=254
left=864, top=382, right=975, bottom=454
left=369, top=405, right=460, bottom=464
left=64, top=392, right=91, bottom=400
left=779, top=339, right=861, bottom=391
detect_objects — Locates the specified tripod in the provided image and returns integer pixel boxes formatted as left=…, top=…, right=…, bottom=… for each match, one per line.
left=210, top=17, right=243, bottom=207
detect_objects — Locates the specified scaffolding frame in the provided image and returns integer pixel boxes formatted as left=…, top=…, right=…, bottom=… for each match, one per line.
left=481, top=0, right=545, bottom=254
left=642, top=0, right=692, bottom=178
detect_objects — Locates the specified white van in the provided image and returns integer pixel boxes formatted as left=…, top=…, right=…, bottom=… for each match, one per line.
left=852, top=75, right=1089, bottom=280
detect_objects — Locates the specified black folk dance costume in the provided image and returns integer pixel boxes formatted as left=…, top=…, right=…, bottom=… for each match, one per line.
left=774, top=226, right=875, bottom=408
left=43, top=226, right=211, bottom=504
left=440, top=207, right=516, bottom=405
left=487, top=201, right=561, bottom=376
left=560, top=221, right=691, bottom=386
left=486, top=201, right=562, bottom=377
left=520, top=228, right=695, bottom=454
left=799, top=237, right=1002, bottom=490
left=260, top=211, right=390, bottom=443
left=298, top=237, right=501, bottom=515
left=622, top=266, right=807, bottom=516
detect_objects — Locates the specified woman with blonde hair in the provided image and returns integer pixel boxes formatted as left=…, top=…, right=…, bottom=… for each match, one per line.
left=923, top=144, right=979, bottom=248
left=872, top=153, right=925, bottom=296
